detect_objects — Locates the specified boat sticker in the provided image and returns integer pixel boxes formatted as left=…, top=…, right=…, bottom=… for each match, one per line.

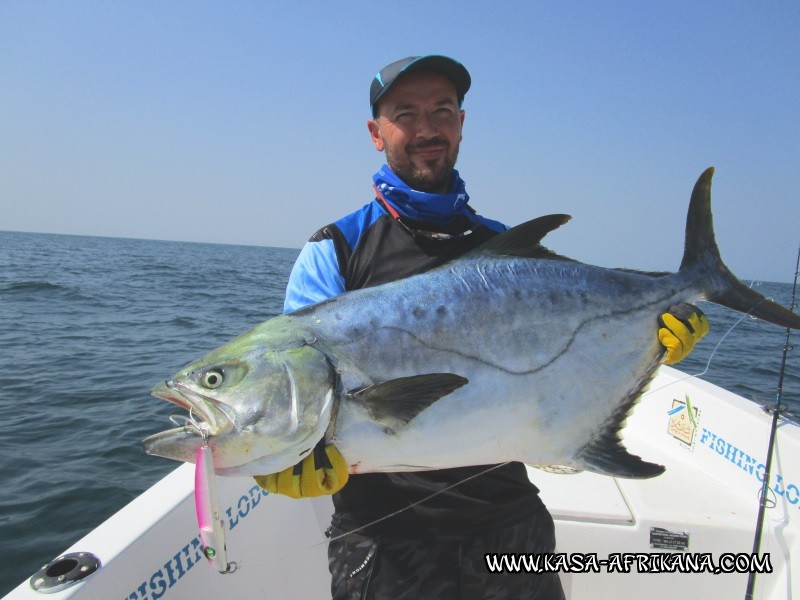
left=697, top=426, right=800, bottom=508
left=650, top=527, right=690, bottom=551
left=667, top=396, right=699, bottom=447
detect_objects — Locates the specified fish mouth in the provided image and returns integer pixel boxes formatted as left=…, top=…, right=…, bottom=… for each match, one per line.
left=142, top=380, right=237, bottom=463
left=150, top=379, right=235, bottom=437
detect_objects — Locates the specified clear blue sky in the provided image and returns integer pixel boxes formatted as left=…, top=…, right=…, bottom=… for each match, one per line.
left=2, top=1, right=798, bottom=282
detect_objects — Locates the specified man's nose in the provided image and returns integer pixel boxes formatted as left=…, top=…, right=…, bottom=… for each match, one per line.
left=415, top=111, right=438, bottom=138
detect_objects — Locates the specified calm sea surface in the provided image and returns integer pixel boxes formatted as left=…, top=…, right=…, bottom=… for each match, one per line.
left=1, top=231, right=798, bottom=595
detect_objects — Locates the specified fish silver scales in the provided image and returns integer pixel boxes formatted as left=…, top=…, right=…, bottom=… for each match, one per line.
left=143, top=168, right=800, bottom=479
left=305, top=256, right=671, bottom=473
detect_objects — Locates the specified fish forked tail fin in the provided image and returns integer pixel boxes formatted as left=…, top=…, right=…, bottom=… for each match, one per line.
left=682, top=167, right=800, bottom=330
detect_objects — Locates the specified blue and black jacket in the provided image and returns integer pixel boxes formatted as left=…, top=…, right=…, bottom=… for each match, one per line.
left=284, top=182, right=545, bottom=539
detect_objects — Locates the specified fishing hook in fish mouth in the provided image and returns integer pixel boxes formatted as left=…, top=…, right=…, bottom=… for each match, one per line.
left=169, top=408, right=211, bottom=444
left=157, top=379, right=235, bottom=435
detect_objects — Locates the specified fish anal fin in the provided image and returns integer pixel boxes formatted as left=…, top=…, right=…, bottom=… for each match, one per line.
left=349, top=373, right=468, bottom=435
left=577, top=439, right=665, bottom=479
left=531, top=465, right=583, bottom=475
left=575, top=363, right=665, bottom=479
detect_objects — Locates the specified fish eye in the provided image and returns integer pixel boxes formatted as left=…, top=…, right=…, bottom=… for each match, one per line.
left=200, top=369, right=224, bottom=389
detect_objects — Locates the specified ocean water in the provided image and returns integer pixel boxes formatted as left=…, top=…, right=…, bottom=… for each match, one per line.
left=1, top=230, right=798, bottom=595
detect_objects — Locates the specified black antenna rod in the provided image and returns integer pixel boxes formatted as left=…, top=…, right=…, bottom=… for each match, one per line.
left=744, top=242, right=800, bottom=600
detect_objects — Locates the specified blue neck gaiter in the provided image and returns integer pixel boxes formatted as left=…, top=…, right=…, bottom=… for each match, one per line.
left=372, top=164, right=471, bottom=224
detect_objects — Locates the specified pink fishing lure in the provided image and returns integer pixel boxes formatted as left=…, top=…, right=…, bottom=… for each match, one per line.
left=194, top=443, right=235, bottom=573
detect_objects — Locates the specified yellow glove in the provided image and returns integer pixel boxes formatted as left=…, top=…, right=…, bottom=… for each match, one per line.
left=254, top=441, right=349, bottom=499
left=658, top=302, right=710, bottom=365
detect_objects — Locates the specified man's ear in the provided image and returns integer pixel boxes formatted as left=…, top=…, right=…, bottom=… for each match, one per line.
left=367, top=119, right=384, bottom=152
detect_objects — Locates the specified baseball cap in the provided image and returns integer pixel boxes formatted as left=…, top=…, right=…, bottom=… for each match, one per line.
left=369, top=55, right=471, bottom=117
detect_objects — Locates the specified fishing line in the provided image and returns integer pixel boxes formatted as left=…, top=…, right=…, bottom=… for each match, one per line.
left=642, top=284, right=774, bottom=400
left=243, top=461, right=513, bottom=569
left=643, top=311, right=747, bottom=397
left=182, top=274, right=798, bottom=576
left=744, top=241, right=800, bottom=600
left=230, top=284, right=792, bottom=572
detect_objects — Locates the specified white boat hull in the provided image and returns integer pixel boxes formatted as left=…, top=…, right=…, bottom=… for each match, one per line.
left=4, top=366, right=798, bottom=599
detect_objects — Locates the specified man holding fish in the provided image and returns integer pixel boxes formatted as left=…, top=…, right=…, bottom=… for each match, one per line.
left=260, top=56, right=709, bottom=599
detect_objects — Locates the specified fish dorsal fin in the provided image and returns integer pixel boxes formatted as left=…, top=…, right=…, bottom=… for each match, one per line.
left=478, top=214, right=572, bottom=258
left=349, top=373, right=468, bottom=435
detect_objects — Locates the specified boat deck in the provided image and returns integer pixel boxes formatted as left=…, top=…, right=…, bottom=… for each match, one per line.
left=3, top=367, right=797, bottom=599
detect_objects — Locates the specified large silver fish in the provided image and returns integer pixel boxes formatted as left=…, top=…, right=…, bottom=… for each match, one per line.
left=143, top=168, right=800, bottom=478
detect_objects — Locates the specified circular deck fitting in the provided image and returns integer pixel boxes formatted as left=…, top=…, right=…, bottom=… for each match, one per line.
left=29, top=552, right=101, bottom=594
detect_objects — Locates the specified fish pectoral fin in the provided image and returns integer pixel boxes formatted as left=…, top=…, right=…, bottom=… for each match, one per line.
left=577, top=436, right=665, bottom=479
left=349, top=373, right=468, bottom=435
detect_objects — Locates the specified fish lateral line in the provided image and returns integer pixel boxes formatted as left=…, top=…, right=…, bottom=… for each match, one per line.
left=142, top=168, right=800, bottom=485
